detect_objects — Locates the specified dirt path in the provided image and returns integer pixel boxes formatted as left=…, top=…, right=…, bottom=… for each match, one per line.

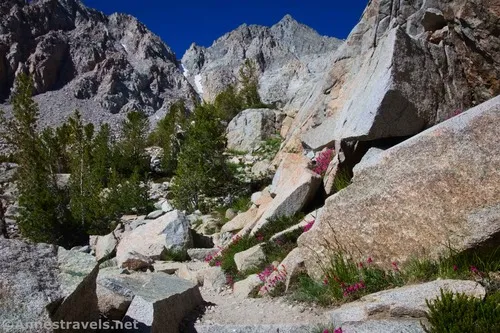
left=181, top=285, right=331, bottom=332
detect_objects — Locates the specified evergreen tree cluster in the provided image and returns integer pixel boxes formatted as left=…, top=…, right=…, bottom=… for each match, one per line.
left=150, top=59, right=267, bottom=213
left=0, top=74, right=152, bottom=247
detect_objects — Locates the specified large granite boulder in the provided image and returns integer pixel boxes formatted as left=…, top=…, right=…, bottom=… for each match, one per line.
left=0, top=239, right=99, bottom=332
left=328, top=280, right=486, bottom=332
left=116, top=210, right=193, bottom=267
left=96, top=270, right=203, bottom=332
left=250, top=153, right=321, bottom=234
left=226, top=109, right=278, bottom=152
left=279, top=0, right=500, bottom=154
left=298, top=96, right=500, bottom=278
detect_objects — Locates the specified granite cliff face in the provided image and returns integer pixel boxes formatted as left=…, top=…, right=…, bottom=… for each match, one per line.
left=0, top=0, right=197, bottom=128
left=181, top=15, right=342, bottom=111
left=281, top=0, right=500, bottom=151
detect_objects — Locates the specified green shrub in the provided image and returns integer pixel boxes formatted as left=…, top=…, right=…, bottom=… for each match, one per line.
left=332, top=168, right=352, bottom=193
left=254, top=136, right=283, bottom=160
left=216, top=235, right=260, bottom=277
left=255, top=213, right=305, bottom=242
left=424, top=290, right=500, bottom=333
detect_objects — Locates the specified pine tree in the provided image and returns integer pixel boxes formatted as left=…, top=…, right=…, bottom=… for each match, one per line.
left=0, top=74, right=80, bottom=246
left=172, top=103, right=234, bottom=212
left=149, top=101, right=188, bottom=175
left=238, top=59, right=265, bottom=109
left=113, top=111, right=150, bottom=178
left=68, top=111, right=102, bottom=233
left=214, top=85, right=243, bottom=122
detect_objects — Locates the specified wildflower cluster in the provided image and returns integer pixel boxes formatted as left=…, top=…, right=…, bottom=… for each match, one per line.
left=303, top=219, right=315, bottom=232
left=313, top=148, right=334, bottom=176
left=259, top=264, right=288, bottom=296
left=323, top=328, right=343, bottom=333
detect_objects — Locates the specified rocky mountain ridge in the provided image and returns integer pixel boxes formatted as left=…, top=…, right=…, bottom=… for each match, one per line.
left=0, top=0, right=342, bottom=130
left=0, top=0, right=197, bottom=128
left=181, top=14, right=342, bottom=111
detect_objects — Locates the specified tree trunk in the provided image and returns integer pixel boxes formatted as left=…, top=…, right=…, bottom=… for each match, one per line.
left=0, top=199, right=7, bottom=239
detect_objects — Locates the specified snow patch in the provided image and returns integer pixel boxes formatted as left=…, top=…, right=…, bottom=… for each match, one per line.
left=194, top=74, right=204, bottom=94
left=181, top=63, right=189, bottom=78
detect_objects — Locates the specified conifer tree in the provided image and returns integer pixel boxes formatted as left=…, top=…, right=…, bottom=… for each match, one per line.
left=214, top=85, right=243, bottom=122
left=68, top=111, right=102, bottom=232
left=238, top=59, right=265, bottom=109
left=113, top=111, right=150, bottom=178
left=171, top=103, right=234, bottom=212
left=149, top=101, right=188, bottom=175
left=0, top=74, right=79, bottom=246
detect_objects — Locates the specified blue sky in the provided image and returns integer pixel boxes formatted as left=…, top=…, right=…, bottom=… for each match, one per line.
left=82, top=0, right=368, bottom=58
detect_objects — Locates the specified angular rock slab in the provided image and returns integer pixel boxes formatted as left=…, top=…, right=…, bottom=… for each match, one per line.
left=299, top=97, right=500, bottom=277
left=328, top=280, right=485, bottom=331
left=122, top=273, right=204, bottom=333
left=0, top=239, right=99, bottom=333
left=117, top=210, right=193, bottom=267
left=251, top=153, right=321, bottom=234
left=234, top=244, right=266, bottom=272
left=226, top=109, right=277, bottom=152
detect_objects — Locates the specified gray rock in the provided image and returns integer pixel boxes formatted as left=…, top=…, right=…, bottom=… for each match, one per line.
left=187, top=248, right=219, bottom=262
left=161, top=200, right=174, bottom=213
left=225, top=208, right=237, bottom=221
left=181, top=14, right=341, bottom=111
left=0, top=239, right=99, bottom=333
left=226, top=109, right=277, bottom=152
left=234, top=244, right=266, bottom=272
left=233, top=274, right=262, bottom=299
left=94, top=232, right=119, bottom=261
left=129, top=218, right=148, bottom=230
left=97, top=271, right=203, bottom=331
left=328, top=280, right=485, bottom=330
left=120, top=251, right=154, bottom=271
left=194, top=324, right=316, bottom=333
left=299, top=96, right=500, bottom=277
left=287, top=0, right=500, bottom=156
left=0, top=0, right=197, bottom=131
left=117, top=210, right=193, bottom=267
left=146, top=210, right=165, bottom=220
left=202, top=266, right=227, bottom=290
left=251, top=153, right=321, bottom=235
left=352, top=147, right=385, bottom=177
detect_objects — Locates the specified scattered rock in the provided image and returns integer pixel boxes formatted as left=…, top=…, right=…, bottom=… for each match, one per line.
left=328, top=280, right=486, bottom=330
left=251, top=154, right=321, bottom=234
left=225, top=208, right=237, bottom=221
left=0, top=239, right=99, bottom=332
left=234, top=244, right=266, bottom=272
left=146, top=209, right=165, bottom=220
left=188, top=248, right=219, bottom=262
left=120, top=251, right=154, bottom=271
left=94, top=231, right=119, bottom=261
left=117, top=210, right=193, bottom=267
left=226, top=109, right=278, bottom=152
left=233, top=274, right=262, bottom=299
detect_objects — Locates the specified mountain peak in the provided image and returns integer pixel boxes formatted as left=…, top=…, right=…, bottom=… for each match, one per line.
left=278, top=14, right=299, bottom=25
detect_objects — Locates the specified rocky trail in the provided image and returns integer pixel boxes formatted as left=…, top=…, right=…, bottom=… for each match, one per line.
left=0, top=0, right=499, bottom=332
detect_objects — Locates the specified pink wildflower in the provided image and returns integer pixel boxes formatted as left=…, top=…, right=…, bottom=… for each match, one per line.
left=313, top=148, right=335, bottom=176
left=453, top=265, right=458, bottom=271
left=303, top=220, right=315, bottom=232
left=470, top=266, right=480, bottom=275
left=334, top=328, right=343, bottom=333
left=323, top=329, right=329, bottom=333
left=367, top=257, right=373, bottom=264
left=392, top=261, right=399, bottom=271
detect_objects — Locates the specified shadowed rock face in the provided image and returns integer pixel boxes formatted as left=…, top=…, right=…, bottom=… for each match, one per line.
left=181, top=14, right=342, bottom=110
left=298, top=96, right=500, bottom=279
left=279, top=0, right=500, bottom=152
left=0, top=239, right=100, bottom=332
left=0, top=0, right=197, bottom=128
